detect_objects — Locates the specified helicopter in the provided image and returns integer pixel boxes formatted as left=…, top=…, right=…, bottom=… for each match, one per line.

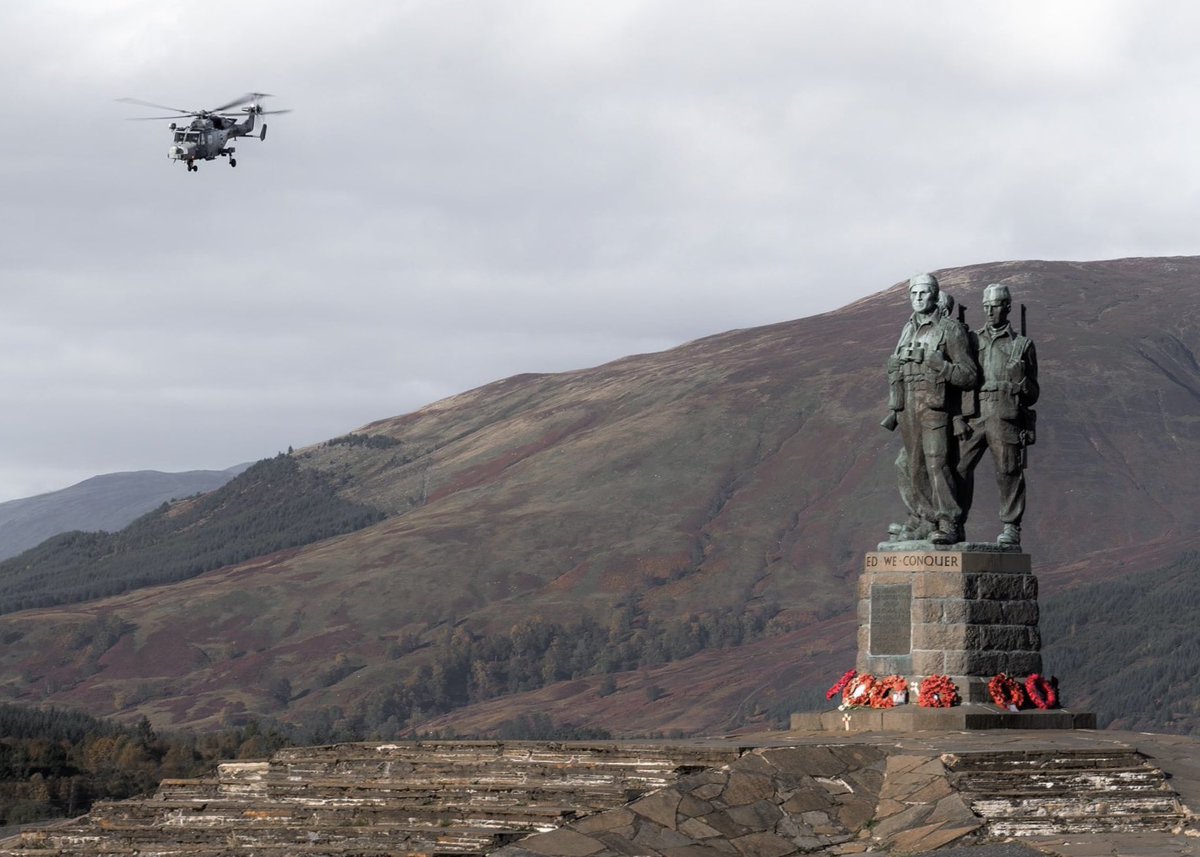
left=119, top=93, right=291, bottom=172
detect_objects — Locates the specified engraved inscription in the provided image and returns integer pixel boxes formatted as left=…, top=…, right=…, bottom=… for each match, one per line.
left=866, top=552, right=961, bottom=571
left=870, top=583, right=912, bottom=656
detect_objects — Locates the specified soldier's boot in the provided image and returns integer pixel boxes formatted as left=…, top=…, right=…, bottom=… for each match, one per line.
left=930, top=520, right=960, bottom=546
left=891, top=518, right=931, bottom=541
left=997, top=524, right=1021, bottom=546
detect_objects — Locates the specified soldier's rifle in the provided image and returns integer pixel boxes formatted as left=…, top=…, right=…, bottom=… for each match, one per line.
left=1017, top=302, right=1033, bottom=469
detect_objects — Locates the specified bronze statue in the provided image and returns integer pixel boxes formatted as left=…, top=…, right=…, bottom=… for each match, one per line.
left=956, top=283, right=1039, bottom=545
left=882, top=274, right=978, bottom=544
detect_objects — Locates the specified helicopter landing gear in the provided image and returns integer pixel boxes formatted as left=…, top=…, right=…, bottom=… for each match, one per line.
left=187, top=162, right=197, bottom=172
left=229, top=158, right=237, bottom=168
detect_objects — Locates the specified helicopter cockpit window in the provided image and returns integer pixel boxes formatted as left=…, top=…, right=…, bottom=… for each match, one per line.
left=173, top=131, right=185, bottom=143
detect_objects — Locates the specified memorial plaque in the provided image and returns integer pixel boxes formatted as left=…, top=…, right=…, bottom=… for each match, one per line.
left=870, top=583, right=911, bottom=656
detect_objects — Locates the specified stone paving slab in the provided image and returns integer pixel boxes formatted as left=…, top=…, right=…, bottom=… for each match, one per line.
left=911, top=844, right=1047, bottom=857
left=730, top=729, right=1200, bottom=856
left=1020, top=831, right=1199, bottom=856
left=494, top=729, right=1190, bottom=854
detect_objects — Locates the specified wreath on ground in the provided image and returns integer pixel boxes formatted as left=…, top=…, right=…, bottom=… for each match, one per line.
left=841, top=673, right=877, bottom=708
left=988, top=673, right=1026, bottom=711
left=839, top=673, right=910, bottom=709
left=826, top=669, right=857, bottom=701
left=1025, top=674, right=1059, bottom=709
left=868, top=675, right=909, bottom=709
left=917, top=674, right=960, bottom=708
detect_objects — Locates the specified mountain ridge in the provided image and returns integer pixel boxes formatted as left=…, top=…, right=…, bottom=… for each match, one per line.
left=0, top=465, right=249, bottom=561
left=0, top=255, right=1197, bottom=736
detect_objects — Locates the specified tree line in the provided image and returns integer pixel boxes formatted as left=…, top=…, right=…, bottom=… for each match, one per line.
left=293, top=601, right=779, bottom=741
left=1040, top=551, right=1200, bottom=734
left=0, top=704, right=289, bottom=828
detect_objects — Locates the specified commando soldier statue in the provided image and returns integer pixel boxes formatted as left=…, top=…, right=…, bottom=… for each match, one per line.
left=882, top=273, right=978, bottom=544
left=956, top=283, right=1039, bottom=546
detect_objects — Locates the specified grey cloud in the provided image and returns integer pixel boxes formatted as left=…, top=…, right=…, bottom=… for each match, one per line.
left=0, top=0, right=1195, bottom=499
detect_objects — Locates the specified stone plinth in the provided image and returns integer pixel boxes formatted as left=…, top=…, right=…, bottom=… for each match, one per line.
left=791, top=705, right=1097, bottom=732
left=858, top=549, right=1041, bottom=703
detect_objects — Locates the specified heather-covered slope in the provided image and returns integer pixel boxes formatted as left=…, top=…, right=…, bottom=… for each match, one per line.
left=0, top=257, right=1197, bottom=735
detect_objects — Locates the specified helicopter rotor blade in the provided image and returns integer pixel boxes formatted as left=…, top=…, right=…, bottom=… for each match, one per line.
left=209, top=93, right=262, bottom=113
left=217, top=106, right=292, bottom=119
left=125, top=115, right=196, bottom=121
left=216, top=108, right=292, bottom=120
left=116, top=97, right=197, bottom=115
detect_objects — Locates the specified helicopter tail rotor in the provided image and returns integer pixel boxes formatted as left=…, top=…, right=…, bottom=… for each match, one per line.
left=234, top=94, right=292, bottom=117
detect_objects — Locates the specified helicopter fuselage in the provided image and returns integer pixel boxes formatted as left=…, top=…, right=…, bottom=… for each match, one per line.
left=168, top=113, right=262, bottom=170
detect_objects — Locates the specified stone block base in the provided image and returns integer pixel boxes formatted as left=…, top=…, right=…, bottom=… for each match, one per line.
left=790, top=704, right=1096, bottom=732
left=858, top=549, right=1041, bottom=681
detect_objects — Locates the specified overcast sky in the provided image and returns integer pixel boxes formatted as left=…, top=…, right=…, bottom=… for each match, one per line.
left=0, top=1, right=1197, bottom=501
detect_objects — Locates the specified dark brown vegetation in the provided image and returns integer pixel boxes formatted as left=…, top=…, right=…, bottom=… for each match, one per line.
left=0, top=703, right=287, bottom=828
left=0, top=257, right=1197, bottom=738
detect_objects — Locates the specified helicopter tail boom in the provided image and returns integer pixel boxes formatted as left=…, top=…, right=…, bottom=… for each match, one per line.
left=235, top=109, right=257, bottom=137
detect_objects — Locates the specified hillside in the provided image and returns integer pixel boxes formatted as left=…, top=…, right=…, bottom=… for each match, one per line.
left=1039, top=551, right=1200, bottom=734
left=0, top=256, right=1197, bottom=736
left=0, top=466, right=247, bottom=561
